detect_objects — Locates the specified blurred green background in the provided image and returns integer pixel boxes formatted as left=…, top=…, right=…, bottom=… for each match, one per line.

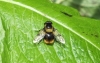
left=51, top=0, right=100, bottom=20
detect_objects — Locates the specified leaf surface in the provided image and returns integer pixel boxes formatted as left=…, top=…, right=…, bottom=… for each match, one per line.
left=0, top=0, right=100, bottom=63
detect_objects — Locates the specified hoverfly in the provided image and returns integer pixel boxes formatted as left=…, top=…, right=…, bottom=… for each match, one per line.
left=33, top=21, right=65, bottom=44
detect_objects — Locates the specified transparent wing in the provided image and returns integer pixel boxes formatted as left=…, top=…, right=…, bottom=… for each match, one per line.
left=53, top=29, right=65, bottom=44
left=33, top=29, right=45, bottom=43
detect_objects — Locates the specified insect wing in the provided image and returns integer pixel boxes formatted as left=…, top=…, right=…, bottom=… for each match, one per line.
left=53, top=29, right=65, bottom=44
left=33, top=29, right=45, bottom=43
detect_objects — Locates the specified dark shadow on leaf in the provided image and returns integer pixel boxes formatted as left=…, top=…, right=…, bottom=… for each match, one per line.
left=61, top=11, right=72, bottom=17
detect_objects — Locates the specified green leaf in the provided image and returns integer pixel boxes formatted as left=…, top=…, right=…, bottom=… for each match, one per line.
left=0, top=0, right=100, bottom=63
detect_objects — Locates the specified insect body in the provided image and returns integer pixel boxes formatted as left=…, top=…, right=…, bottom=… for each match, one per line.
left=33, top=21, right=65, bottom=44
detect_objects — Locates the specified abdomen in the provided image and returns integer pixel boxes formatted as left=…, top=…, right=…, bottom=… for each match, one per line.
left=44, top=33, right=54, bottom=44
